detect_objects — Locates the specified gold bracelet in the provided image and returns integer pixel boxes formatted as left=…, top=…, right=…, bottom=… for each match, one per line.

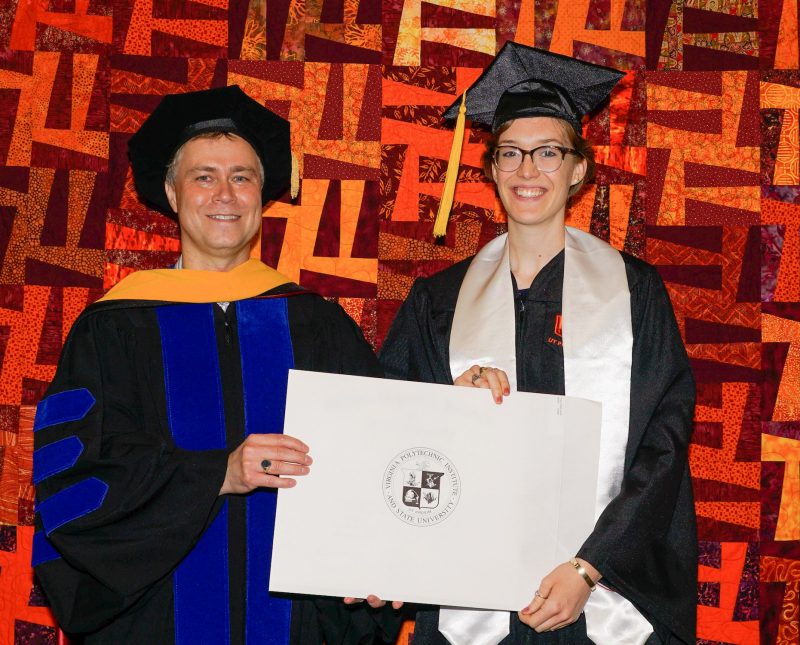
left=569, top=558, right=596, bottom=592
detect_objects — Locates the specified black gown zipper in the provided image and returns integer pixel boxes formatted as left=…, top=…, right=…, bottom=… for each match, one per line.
left=214, top=302, right=245, bottom=645
left=515, top=289, right=527, bottom=386
left=223, top=306, right=233, bottom=346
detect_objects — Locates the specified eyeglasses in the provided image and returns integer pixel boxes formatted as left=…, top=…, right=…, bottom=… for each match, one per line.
left=492, top=145, right=579, bottom=173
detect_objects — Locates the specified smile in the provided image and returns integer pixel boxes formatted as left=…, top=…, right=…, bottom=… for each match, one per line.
left=207, top=214, right=240, bottom=221
left=513, top=187, right=545, bottom=198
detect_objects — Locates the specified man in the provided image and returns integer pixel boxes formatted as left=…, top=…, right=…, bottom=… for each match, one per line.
left=31, top=86, right=397, bottom=644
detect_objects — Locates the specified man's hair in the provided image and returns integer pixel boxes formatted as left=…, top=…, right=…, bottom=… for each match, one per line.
left=165, top=131, right=265, bottom=188
left=482, top=118, right=595, bottom=198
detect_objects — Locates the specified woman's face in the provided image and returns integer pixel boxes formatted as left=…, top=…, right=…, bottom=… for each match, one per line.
left=490, top=117, right=587, bottom=231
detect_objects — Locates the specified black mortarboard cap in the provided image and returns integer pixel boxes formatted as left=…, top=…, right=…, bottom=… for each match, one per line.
left=433, top=43, right=623, bottom=236
left=442, top=41, right=624, bottom=133
left=128, top=85, right=293, bottom=218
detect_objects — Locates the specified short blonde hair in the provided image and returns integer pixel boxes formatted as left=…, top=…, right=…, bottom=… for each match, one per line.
left=165, top=131, right=265, bottom=188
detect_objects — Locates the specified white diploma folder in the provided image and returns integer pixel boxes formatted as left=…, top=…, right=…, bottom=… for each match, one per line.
left=269, top=370, right=602, bottom=611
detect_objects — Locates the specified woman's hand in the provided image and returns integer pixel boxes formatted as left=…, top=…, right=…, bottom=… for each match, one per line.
left=454, top=365, right=510, bottom=404
left=343, top=595, right=404, bottom=610
left=517, top=559, right=600, bottom=632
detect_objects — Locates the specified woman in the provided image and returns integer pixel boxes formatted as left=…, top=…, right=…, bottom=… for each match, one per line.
left=379, top=43, right=696, bottom=645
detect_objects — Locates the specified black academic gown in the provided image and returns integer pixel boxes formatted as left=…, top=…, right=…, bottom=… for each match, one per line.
left=33, top=284, right=400, bottom=645
left=379, top=251, right=697, bottom=645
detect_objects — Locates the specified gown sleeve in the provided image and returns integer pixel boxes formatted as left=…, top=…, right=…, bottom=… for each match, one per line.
left=306, top=296, right=384, bottom=378
left=575, top=264, right=697, bottom=644
left=379, top=279, right=454, bottom=385
left=33, top=308, right=229, bottom=633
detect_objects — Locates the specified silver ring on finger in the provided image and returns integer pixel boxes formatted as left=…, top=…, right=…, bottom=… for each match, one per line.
left=472, top=366, right=489, bottom=385
left=534, top=590, right=548, bottom=600
left=261, top=459, right=273, bottom=475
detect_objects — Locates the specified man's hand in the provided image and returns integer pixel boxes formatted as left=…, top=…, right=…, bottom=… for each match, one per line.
left=518, top=558, right=601, bottom=632
left=220, top=434, right=312, bottom=495
left=454, top=365, right=511, bottom=404
left=344, top=595, right=404, bottom=610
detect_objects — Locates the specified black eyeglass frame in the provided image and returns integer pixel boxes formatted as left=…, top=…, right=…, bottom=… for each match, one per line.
left=492, top=144, right=580, bottom=173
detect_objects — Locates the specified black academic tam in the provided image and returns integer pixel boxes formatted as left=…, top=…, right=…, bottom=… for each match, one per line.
left=128, top=85, right=292, bottom=217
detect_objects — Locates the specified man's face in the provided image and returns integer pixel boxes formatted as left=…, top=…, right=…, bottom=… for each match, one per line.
left=164, top=134, right=263, bottom=270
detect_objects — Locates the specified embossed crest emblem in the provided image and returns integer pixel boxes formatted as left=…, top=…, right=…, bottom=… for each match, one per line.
left=383, top=448, right=460, bottom=526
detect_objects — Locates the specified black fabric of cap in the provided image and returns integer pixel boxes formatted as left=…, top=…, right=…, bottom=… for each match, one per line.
left=128, top=85, right=291, bottom=218
left=443, top=42, right=625, bottom=133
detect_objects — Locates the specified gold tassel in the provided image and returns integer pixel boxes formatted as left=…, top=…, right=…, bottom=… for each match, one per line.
left=290, top=151, right=300, bottom=199
left=433, top=93, right=467, bottom=238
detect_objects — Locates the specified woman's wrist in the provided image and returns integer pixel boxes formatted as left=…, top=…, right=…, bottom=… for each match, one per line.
left=570, top=557, right=601, bottom=590
left=574, top=557, right=601, bottom=582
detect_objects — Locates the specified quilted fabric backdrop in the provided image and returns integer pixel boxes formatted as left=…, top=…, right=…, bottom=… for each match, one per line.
left=0, top=1, right=796, bottom=643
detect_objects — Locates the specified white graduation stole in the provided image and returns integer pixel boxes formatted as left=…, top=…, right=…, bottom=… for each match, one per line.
left=442, top=228, right=653, bottom=645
